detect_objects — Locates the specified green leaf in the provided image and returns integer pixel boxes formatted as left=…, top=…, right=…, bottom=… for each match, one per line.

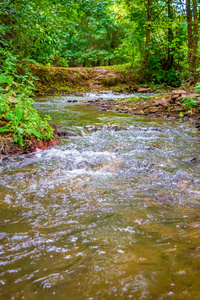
left=17, top=127, right=24, bottom=134
left=18, top=134, right=24, bottom=146
left=16, top=109, right=23, bottom=124
left=31, top=129, right=43, bottom=139
left=0, top=127, right=8, bottom=133
left=181, top=22, right=187, bottom=29
left=0, top=74, right=9, bottom=84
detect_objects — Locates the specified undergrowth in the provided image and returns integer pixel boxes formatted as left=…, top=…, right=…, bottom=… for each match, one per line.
left=0, top=49, right=54, bottom=146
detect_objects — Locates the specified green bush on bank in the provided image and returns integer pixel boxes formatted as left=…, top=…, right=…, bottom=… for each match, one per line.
left=0, top=50, right=54, bottom=146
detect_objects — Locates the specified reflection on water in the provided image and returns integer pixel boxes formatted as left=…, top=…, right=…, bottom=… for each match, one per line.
left=0, top=93, right=200, bottom=299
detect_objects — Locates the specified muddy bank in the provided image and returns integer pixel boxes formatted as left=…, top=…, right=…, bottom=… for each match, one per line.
left=0, top=124, right=81, bottom=158
left=0, top=134, right=60, bottom=159
left=30, top=64, right=138, bottom=95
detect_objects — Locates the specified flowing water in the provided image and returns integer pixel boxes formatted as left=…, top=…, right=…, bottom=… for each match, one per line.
left=0, top=93, right=200, bottom=300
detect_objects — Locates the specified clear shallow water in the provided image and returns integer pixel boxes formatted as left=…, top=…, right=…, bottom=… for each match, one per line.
left=0, top=94, right=200, bottom=299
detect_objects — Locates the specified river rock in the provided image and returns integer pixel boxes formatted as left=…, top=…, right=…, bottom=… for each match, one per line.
left=59, top=131, right=78, bottom=137
left=50, top=124, right=78, bottom=137
left=190, top=156, right=200, bottom=163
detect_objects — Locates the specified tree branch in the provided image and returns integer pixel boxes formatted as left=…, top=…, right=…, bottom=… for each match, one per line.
left=6, top=0, right=16, bottom=10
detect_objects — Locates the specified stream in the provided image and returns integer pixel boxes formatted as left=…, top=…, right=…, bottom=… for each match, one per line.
left=0, top=93, right=200, bottom=299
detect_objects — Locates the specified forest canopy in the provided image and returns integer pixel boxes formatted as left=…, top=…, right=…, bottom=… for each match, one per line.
left=0, top=0, right=200, bottom=84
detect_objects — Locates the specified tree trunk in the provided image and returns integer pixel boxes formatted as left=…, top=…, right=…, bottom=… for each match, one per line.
left=138, top=0, right=152, bottom=82
left=167, top=0, right=174, bottom=68
left=192, top=0, right=198, bottom=73
left=186, top=0, right=198, bottom=74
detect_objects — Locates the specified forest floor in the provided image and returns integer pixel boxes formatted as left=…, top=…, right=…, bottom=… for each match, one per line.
left=1, top=64, right=200, bottom=158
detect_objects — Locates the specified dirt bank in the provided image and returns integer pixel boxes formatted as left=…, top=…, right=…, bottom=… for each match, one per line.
left=0, top=134, right=60, bottom=159
left=30, top=64, right=138, bottom=95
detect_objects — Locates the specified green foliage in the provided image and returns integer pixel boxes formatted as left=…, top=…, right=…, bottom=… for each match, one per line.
left=150, top=67, right=182, bottom=87
left=0, top=94, right=54, bottom=146
left=128, top=96, right=149, bottom=103
left=181, top=96, right=200, bottom=112
left=0, top=0, right=125, bottom=67
left=0, top=0, right=197, bottom=87
left=0, top=50, right=54, bottom=146
left=194, top=82, right=200, bottom=94
left=54, top=58, right=69, bottom=67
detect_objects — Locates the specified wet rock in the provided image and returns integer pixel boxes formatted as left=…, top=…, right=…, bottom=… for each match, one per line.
left=111, top=125, right=127, bottom=131
left=50, top=124, right=78, bottom=137
left=59, top=131, right=78, bottom=137
left=155, top=194, right=173, bottom=204
left=190, top=156, right=200, bottom=163
left=86, top=125, right=128, bottom=132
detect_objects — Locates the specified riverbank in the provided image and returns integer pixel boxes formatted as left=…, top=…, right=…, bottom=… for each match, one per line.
left=30, top=63, right=200, bottom=126
left=30, top=64, right=139, bottom=95
left=1, top=63, right=200, bottom=158
left=1, top=89, right=200, bottom=159
left=87, top=90, right=200, bottom=129
left=0, top=134, right=60, bottom=158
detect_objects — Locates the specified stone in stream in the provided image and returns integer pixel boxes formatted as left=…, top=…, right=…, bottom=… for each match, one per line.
left=190, top=156, right=200, bottom=163
left=50, top=124, right=78, bottom=137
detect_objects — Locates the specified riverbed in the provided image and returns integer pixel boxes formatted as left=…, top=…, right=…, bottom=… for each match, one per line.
left=0, top=93, right=200, bottom=299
